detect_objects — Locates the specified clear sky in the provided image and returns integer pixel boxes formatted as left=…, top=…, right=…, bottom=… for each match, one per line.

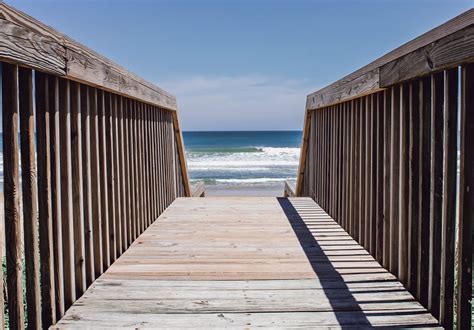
left=6, top=0, right=472, bottom=131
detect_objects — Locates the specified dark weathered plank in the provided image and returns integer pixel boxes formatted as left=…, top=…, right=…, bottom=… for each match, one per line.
left=89, top=87, right=103, bottom=278
left=19, top=66, right=41, bottom=329
left=80, top=84, right=95, bottom=286
left=389, top=86, right=400, bottom=275
left=59, top=78, right=76, bottom=309
left=306, top=9, right=474, bottom=109
left=439, top=68, right=458, bottom=327
left=428, top=72, right=444, bottom=319
left=2, top=62, right=25, bottom=329
left=70, top=81, right=86, bottom=297
left=408, top=81, right=421, bottom=296
left=382, top=89, right=391, bottom=269
left=380, top=25, right=474, bottom=86
left=35, top=71, right=56, bottom=326
left=98, top=89, right=110, bottom=270
left=398, top=83, right=409, bottom=285
left=457, top=63, right=474, bottom=329
left=49, top=75, right=65, bottom=318
left=418, top=76, right=431, bottom=307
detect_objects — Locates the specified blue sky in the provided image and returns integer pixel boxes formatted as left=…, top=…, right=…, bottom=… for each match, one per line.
left=7, top=0, right=473, bottom=131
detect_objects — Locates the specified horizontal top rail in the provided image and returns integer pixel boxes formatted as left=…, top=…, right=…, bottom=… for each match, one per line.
left=0, top=1, right=177, bottom=110
left=306, top=8, right=474, bottom=110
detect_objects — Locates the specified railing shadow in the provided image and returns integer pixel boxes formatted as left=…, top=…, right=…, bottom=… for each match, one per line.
left=277, top=197, right=371, bottom=328
left=277, top=197, right=440, bottom=328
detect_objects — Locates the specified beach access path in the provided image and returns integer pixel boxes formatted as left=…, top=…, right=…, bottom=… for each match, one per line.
left=53, top=197, right=440, bottom=328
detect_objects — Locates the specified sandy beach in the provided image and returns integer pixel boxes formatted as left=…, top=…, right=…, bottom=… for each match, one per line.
left=203, top=182, right=285, bottom=197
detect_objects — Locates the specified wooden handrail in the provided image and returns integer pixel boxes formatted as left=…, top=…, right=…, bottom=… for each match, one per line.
left=297, top=9, right=474, bottom=329
left=305, top=8, right=474, bottom=111
left=283, top=181, right=296, bottom=197
left=0, top=2, right=176, bottom=110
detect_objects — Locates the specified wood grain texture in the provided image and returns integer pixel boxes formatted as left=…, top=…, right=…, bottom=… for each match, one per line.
left=380, top=25, right=474, bottom=86
left=2, top=62, right=25, bottom=329
left=54, top=197, right=439, bottom=328
left=19, top=66, right=42, bottom=329
left=0, top=2, right=177, bottom=110
left=306, top=9, right=474, bottom=109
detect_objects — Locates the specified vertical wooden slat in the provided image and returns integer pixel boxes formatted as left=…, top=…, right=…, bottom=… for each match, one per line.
left=80, top=84, right=95, bottom=286
left=2, top=61, right=24, bottom=330
left=118, top=97, right=127, bottom=252
left=35, top=72, right=56, bottom=326
left=375, top=92, right=384, bottom=264
left=19, top=67, right=41, bottom=329
left=70, top=81, right=86, bottom=297
left=359, top=97, right=366, bottom=246
left=389, top=85, right=400, bottom=274
left=383, top=89, right=391, bottom=269
left=144, top=104, right=149, bottom=223
left=439, top=68, right=458, bottom=327
left=354, top=100, right=360, bottom=242
left=399, top=83, right=409, bottom=285
left=49, top=75, right=65, bottom=318
left=346, top=100, right=355, bottom=235
left=418, top=76, right=431, bottom=306
left=457, top=63, right=473, bottom=329
left=408, top=81, right=421, bottom=295
left=112, top=94, right=122, bottom=257
left=130, top=100, right=138, bottom=241
left=59, top=78, right=76, bottom=309
left=89, top=87, right=103, bottom=278
left=365, top=95, right=372, bottom=252
left=105, top=92, right=116, bottom=263
left=428, top=72, right=444, bottom=319
left=98, top=89, right=110, bottom=270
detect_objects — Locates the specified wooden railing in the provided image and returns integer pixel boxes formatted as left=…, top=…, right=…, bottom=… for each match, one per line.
left=283, top=180, right=296, bottom=197
left=0, top=3, right=190, bottom=329
left=297, top=9, right=473, bottom=329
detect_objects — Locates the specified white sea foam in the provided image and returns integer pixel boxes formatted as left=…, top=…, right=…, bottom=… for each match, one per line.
left=186, top=146, right=300, bottom=185
left=187, top=147, right=300, bottom=169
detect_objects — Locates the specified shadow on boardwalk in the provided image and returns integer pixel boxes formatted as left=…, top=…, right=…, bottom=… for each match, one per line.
left=277, top=197, right=438, bottom=329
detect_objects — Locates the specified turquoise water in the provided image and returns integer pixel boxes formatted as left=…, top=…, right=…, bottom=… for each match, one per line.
left=183, top=131, right=302, bottom=186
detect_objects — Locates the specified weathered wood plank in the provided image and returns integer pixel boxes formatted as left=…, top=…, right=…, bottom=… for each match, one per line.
left=70, top=81, right=86, bottom=297
left=380, top=25, right=474, bottom=86
left=89, top=87, right=103, bottom=278
left=3, top=62, right=25, bottom=329
left=35, top=71, right=56, bottom=326
left=59, top=78, right=76, bottom=309
left=19, top=66, right=42, bottom=329
left=54, top=197, right=439, bottom=328
left=457, top=63, right=474, bottom=329
left=0, top=2, right=177, bottom=110
left=49, top=75, right=65, bottom=318
left=306, top=9, right=474, bottom=109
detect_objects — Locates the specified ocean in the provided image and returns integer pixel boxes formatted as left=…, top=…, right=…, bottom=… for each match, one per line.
left=0, top=131, right=303, bottom=194
left=183, top=131, right=302, bottom=193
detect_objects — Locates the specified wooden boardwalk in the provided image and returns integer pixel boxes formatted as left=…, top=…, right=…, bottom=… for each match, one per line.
left=54, top=197, right=439, bottom=328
